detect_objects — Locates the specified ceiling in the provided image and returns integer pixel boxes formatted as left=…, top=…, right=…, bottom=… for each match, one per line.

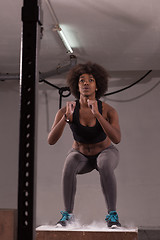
left=0, top=0, right=160, bottom=86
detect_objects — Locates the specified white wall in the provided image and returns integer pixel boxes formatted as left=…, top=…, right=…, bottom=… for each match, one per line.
left=0, top=76, right=160, bottom=228
left=0, top=81, right=19, bottom=208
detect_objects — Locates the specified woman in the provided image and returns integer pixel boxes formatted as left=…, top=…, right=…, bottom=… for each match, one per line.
left=48, top=62, right=121, bottom=228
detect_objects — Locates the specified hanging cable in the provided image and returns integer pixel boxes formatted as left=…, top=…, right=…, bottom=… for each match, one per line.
left=59, top=87, right=71, bottom=109
left=105, top=80, right=160, bottom=103
left=40, top=79, right=60, bottom=90
left=104, top=70, right=152, bottom=96
left=39, top=78, right=71, bottom=108
left=43, top=91, right=50, bottom=132
left=40, top=69, right=153, bottom=108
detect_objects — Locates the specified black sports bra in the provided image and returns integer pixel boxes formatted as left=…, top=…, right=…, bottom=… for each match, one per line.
left=69, top=100, right=107, bottom=144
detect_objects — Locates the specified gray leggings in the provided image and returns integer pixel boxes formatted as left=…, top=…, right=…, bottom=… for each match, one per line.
left=62, top=144, right=119, bottom=213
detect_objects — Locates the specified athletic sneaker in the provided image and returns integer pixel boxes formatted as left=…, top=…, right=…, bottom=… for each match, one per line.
left=105, top=211, right=121, bottom=228
left=56, top=211, right=74, bottom=227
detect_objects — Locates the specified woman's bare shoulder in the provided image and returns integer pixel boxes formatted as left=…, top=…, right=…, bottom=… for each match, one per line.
left=102, top=101, right=116, bottom=112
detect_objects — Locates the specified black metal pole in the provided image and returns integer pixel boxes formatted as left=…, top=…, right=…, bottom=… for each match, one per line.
left=17, top=1, right=42, bottom=239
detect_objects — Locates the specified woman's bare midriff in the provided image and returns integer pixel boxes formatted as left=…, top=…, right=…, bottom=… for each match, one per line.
left=72, top=137, right=111, bottom=156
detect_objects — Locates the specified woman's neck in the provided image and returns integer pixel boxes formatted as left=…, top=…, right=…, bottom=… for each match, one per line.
left=79, top=96, right=96, bottom=108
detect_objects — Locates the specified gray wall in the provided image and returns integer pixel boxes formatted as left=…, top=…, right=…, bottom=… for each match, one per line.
left=0, top=77, right=160, bottom=228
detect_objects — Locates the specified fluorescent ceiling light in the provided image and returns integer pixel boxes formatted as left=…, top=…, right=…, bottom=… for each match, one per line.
left=45, top=0, right=73, bottom=54
left=57, top=27, right=73, bottom=54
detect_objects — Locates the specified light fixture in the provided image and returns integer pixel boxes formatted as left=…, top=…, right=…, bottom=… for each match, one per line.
left=45, top=0, right=73, bottom=54
left=54, top=25, right=73, bottom=54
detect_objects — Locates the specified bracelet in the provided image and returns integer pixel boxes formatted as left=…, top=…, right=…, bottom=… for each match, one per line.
left=64, top=114, right=70, bottom=123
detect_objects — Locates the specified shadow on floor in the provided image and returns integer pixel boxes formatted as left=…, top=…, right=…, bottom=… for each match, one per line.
left=138, top=230, right=160, bottom=240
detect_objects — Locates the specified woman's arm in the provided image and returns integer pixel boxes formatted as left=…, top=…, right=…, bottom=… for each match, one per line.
left=47, top=108, right=66, bottom=145
left=47, top=101, right=76, bottom=145
left=87, top=100, right=121, bottom=144
left=96, top=108, right=121, bottom=144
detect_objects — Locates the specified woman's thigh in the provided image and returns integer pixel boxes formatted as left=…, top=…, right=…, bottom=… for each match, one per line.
left=63, top=149, right=95, bottom=175
left=97, top=145, right=120, bottom=171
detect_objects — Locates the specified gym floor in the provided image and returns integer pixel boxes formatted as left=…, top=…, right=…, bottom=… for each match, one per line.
left=138, top=230, right=160, bottom=240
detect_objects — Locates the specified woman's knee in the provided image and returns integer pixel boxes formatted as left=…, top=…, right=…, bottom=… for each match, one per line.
left=97, top=147, right=119, bottom=171
left=63, top=150, right=87, bottom=176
